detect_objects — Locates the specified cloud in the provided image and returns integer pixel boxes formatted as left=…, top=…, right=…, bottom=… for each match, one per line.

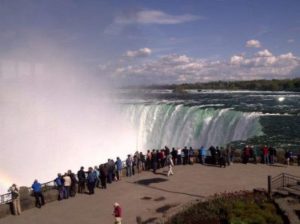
left=288, top=39, right=295, bottom=43
left=246, top=39, right=261, bottom=48
left=109, top=50, right=300, bottom=84
left=125, top=48, right=152, bottom=58
left=115, top=10, right=201, bottom=25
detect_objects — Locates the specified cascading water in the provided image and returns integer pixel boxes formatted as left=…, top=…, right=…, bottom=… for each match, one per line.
left=121, top=104, right=263, bottom=150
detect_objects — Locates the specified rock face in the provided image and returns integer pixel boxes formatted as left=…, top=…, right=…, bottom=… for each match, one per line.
left=275, top=197, right=300, bottom=224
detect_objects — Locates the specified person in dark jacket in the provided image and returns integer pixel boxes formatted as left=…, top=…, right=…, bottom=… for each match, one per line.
left=183, top=147, right=189, bottom=165
left=171, top=148, right=178, bottom=165
left=31, top=180, right=45, bottom=208
left=146, top=150, right=152, bottom=170
left=151, top=150, right=158, bottom=173
left=107, top=159, right=114, bottom=183
left=209, top=146, right=216, bottom=165
left=77, top=166, right=86, bottom=193
left=100, top=164, right=108, bottom=189
left=269, top=146, right=277, bottom=164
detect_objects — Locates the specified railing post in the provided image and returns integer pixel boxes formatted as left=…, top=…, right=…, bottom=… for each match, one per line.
left=268, top=175, right=272, bottom=198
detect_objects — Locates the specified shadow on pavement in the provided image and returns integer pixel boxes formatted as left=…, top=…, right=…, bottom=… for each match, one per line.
left=129, top=178, right=205, bottom=199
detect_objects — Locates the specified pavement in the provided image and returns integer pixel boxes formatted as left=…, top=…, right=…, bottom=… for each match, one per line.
left=0, top=163, right=299, bottom=224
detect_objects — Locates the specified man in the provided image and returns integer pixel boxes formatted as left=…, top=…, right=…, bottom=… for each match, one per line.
left=54, top=173, right=64, bottom=200
left=183, top=146, right=189, bottom=165
left=188, top=147, right=194, bottom=164
left=107, top=159, right=114, bottom=183
left=151, top=150, right=158, bottom=173
left=126, top=155, right=133, bottom=177
left=87, top=167, right=96, bottom=194
left=171, top=148, right=178, bottom=165
left=8, top=184, right=21, bottom=215
left=199, top=146, right=206, bottom=164
left=243, top=145, right=250, bottom=164
left=93, top=166, right=100, bottom=187
left=77, top=166, right=86, bottom=193
left=31, top=179, right=45, bottom=208
left=115, top=157, right=123, bottom=181
left=100, top=164, right=108, bottom=189
left=113, top=202, right=122, bottom=224
left=146, top=150, right=152, bottom=170
left=269, top=146, right=277, bottom=164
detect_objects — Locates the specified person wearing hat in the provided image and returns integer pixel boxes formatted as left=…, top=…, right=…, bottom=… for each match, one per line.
left=113, top=202, right=122, bottom=224
left=8, top=184, right=21, bottom=215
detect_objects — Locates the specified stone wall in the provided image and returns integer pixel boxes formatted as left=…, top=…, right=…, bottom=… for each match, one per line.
left=0, top=186, right=58, bottom=219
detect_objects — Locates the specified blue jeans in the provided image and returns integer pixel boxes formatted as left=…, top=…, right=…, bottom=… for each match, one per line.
left=126, top=166, right=132, bottom=176
left=264, top=155, right=269, bottom=164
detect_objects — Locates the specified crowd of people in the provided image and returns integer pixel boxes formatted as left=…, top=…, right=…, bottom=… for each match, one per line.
left=7, top=144, right=300, bottom=223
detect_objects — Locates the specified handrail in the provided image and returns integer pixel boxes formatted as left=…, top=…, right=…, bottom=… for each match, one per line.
left=0, top=160, right=126, bottom=205
left=281, top=173, right=300, bottom=179
left=0, top=193, right=12, bottom=205
left=270, top=172, right=300, bottom=194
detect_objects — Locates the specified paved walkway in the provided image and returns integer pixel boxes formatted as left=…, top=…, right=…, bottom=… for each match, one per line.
left=0, top=163, right=299, bottom=224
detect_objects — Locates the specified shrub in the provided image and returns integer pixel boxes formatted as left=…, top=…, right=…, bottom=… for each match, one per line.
left=167, top=191, right=284, bottom=224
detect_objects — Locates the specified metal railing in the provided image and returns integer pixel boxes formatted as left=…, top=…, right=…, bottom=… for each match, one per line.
left=0, top=161, right=126, bottom=205
left=0, top=193, right=12, bottom=205
left=268, top=173, right=300, bottom=197
left=0, top=180, right=56, bottom=205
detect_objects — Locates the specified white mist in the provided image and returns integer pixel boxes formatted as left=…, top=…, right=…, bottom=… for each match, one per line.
left=0, top=59, right=136, bottom=193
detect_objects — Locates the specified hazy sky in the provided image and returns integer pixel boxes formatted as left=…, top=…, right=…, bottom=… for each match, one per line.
left=0, top=0, right=300, bottom=85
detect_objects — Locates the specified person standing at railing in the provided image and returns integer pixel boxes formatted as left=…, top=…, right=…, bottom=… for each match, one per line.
left=115, top=157, right=122, bottom=181
left=100, top=164, right=108, bottom=189
left=31, top=179, right=45, bottom=208
left=68, top=170, right=78, bottom=197
left=126, top=155, right=133, bottom=177
left=87, top=167, right=96, bottom=194
left=263, top=145, right=269, bottom=165
left=77, top=166, right=86, bottom=194
left=54, top=173, right=65, bottom=200
left=8, top=184, right=21, bottom=215
left=63, top=173, right=72, bottom=199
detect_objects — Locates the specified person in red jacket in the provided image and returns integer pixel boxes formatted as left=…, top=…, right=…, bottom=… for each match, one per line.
left=113, top=202, right=122, bottom=224
left=263, top=145, right=269, bottom=165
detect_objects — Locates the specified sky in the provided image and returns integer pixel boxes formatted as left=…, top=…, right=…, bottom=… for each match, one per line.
left=0, top=0, right=300, bottom=85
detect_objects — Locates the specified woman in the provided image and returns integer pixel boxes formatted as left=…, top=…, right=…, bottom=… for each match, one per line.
left=8, top=184, right=21, bottom=215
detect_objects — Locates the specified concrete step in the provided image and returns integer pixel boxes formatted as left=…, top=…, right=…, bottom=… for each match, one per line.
left=290, top=185, right=300, bottom=191
left=281, top=187, right=300, bottom=197
left=273, top=188, right=289, bottom=196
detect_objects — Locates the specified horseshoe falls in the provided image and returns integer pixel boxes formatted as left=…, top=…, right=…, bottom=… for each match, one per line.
left=121, top=104, right=263, bottom=150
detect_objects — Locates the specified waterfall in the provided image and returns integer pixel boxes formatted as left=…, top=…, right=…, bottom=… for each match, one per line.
left=121, top=104, right=263, bottom=150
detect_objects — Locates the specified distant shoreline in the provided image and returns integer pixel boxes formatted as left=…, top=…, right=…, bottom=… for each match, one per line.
left=122, top=78, right=300, bottom=92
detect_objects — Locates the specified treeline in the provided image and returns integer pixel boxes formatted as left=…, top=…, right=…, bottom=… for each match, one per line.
left=132, top=78, right=300, bottom=92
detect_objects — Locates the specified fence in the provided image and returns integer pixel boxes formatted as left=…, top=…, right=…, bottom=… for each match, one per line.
left=0, top=180, right=56, bottom=205
left=0, top=161, right=127, bottom=205
left=268, top=173, right=300, bottom=197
